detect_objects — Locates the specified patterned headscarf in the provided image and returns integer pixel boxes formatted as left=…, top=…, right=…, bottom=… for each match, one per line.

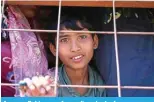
left=8, top=6, right=50, bottom=96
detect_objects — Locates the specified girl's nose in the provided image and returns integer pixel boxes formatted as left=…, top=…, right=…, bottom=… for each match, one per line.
left=70, top=40, right=81, bottom=52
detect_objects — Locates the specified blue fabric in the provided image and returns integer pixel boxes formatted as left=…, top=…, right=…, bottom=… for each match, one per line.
left=96, top=35, right=154, bottom=97
left=95, top=12, right=154, bottom=96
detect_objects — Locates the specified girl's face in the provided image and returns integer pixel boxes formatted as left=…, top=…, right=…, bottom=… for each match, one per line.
left=50, top=27, right=98, bottom=70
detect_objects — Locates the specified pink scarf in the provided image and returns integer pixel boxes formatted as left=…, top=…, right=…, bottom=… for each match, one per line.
left=8, top=6, right=51, bottom=96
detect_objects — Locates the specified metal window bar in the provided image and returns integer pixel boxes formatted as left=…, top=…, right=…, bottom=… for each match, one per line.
left=112, top=0, right=121, bottom=97
left=2, top=83, right=154, bottom=90
left=1, top=0, right=5, bottom=18
left=1, top=0, right=6, bottom=97
left=1, top=0, right=154, bottom=97
left=2, top=29, right=154, bottom=35
left=54, top=0, right=62, bottom=95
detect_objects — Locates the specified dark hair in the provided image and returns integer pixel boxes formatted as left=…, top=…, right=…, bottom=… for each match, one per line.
left=48, top=16, right=94, bottom=46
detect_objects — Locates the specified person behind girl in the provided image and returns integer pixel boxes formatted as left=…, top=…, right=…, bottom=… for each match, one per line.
left=19, top=16, right=106, bottom=97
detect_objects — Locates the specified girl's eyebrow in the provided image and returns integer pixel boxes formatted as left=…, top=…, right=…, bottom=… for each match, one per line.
left=59, top=33, right=89, bottom=38
left=59, top=34, right=70, bottom=38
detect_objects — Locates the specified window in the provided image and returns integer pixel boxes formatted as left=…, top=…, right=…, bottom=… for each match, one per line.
left=1, top=0, right=154, bottom=97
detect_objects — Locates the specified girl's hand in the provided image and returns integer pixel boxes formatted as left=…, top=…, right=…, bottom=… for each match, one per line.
left=19, top=75, right=56, bottom=97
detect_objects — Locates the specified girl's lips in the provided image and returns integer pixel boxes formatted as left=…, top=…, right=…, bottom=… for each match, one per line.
left=71, top=54, right=84, bottom=63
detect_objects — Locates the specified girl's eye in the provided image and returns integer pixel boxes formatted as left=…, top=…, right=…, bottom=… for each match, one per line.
left=60, top=38, right=69, bottom=43
left=79, top=35, right=87, bottom=39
